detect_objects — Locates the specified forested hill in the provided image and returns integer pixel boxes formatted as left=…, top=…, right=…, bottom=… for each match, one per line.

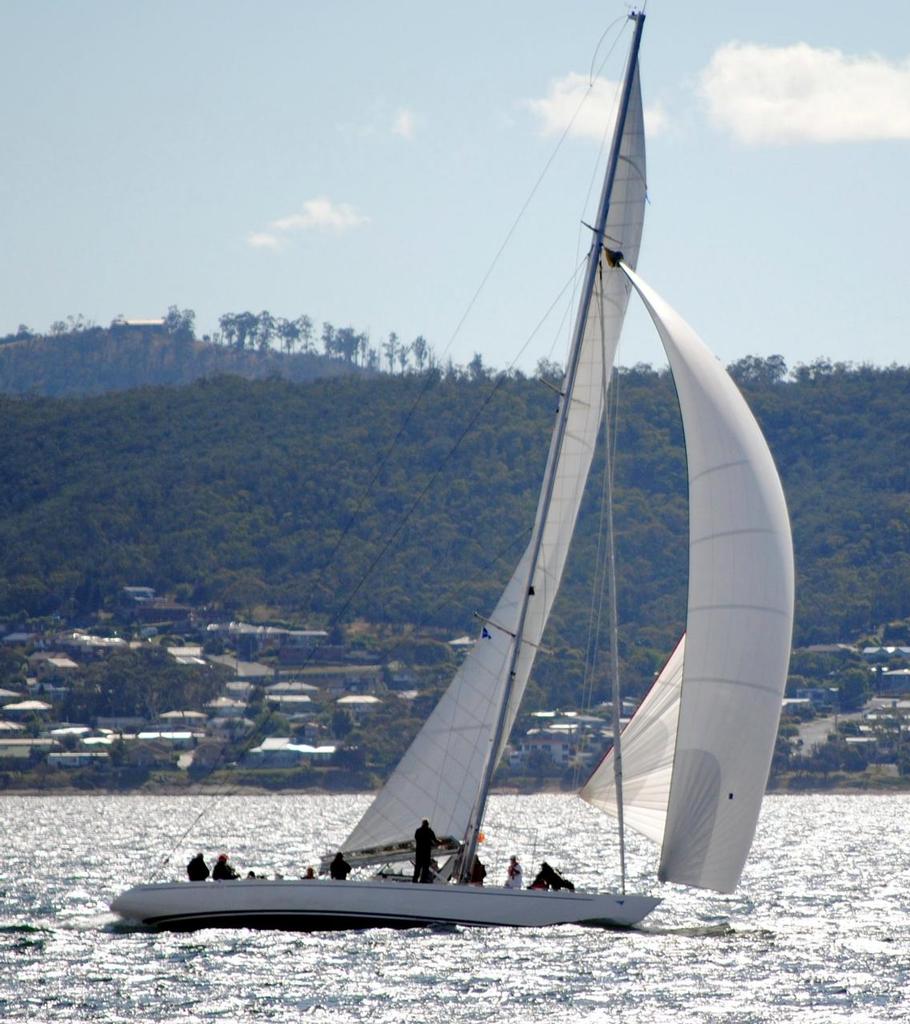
left=0, top=310, right=443, bottom=397
left=2, top=361, right=909, bottom=702
left=0, top=323, right=361, bottom=396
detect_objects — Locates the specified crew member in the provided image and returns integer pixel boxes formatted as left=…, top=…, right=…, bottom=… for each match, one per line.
left=413, top=819, right=438, bottom=883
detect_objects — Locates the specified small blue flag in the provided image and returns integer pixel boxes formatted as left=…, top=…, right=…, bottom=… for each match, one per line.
left=481, top=627, right=492, bottom=639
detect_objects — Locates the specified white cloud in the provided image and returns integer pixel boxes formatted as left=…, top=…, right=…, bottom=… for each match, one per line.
left=392, top=108, right=416, bottom=140
left=526, top=72, right=667, bottom=141
left=246, top=231, right=282, bottom=250
left=247, top=197, right=369, bottom=248
left=699, top=42, right=910, bottom=145
left=272, top=197, right=369, bottom=232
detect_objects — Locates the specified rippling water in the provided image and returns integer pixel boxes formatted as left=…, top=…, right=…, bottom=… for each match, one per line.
left=1, top=792, right=908, bottom=1022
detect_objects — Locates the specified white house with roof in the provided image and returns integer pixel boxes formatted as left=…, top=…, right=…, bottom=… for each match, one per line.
left=244, top=736, right=336, bottom=767
left=157, top=709, right=208, bottom=725
left=862, top=646, right=910, bottom=660
left=167, top=645, right=205, bottom=665
left=205, top=696, right=247, bottom=718
left=0, top=737, right=58, bottom=760
left=265, top=693, right=313, bottom=715
left=266, top=680, right=319, bottom=695
left=335, top=694, right=382, bottom=721
left=30, top=654, right=80, bottom=679
left=3, top=699, right=53, bottom=717
left=509, top=730, right=572, bottom=768
left=48, top=750, right=110, bottom=768
left=207, top=655, right=274, bottom=682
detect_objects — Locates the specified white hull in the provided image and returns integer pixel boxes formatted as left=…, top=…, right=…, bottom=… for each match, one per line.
left=111, top=878, right=659, bottom=932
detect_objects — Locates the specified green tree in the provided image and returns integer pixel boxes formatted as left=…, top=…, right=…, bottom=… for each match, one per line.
left=296, top=315, right=314, bottom=352
left=727, top=354, right=787, bottom=385
left=276, top=317, right=300, bottom=355
left=411, top=336, right=428, bottom=372
left=838, top=667, right=870, bottom=711
left=163, top=306, right=196, bottom=346
left=256, top=310, right=276, bottom=352
left=383, top=332, right=398, bottom=373
left=331, top=709, right=353, bottom=738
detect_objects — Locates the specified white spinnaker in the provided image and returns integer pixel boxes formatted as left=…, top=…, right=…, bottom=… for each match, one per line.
left=341, top=62, right=647, bottom=858
left=580, top=634, right=685, bottom=845
left=621, top=265, right=794, bottom=894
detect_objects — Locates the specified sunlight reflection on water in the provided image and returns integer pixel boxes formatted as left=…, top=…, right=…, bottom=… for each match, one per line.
left=1, top=792, right=908, bottom=1022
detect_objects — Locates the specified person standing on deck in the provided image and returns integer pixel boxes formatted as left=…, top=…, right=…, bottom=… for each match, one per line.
left=330, top=852, right=352, bottom=880
left=504, top=855, right=523, bottom=889
left=413, top=819, right=438, bottom=883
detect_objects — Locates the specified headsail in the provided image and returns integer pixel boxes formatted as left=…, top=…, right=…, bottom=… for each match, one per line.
left=340, top=19, right=648, bottom=860
left=591, top=264, right=794, bottom=894
left=581, top=634, right=685, bottom=845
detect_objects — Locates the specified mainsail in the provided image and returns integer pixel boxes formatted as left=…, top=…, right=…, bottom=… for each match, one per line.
left=341, top=21, right=648, bottom=860
left=582, top=265, right=794, bottom=894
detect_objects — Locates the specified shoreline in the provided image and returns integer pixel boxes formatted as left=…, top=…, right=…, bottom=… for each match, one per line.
left=3, top=781, right=910, bottom=798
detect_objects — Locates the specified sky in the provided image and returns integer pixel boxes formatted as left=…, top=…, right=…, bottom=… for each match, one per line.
left=1, top=0, right=908, bottom=374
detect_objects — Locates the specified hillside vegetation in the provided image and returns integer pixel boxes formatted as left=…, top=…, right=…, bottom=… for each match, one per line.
left=0, top=322, right=359, bottom=396
left=2, top=359, right=910, bottom=705
left=0, top=308, right=436, bottom=397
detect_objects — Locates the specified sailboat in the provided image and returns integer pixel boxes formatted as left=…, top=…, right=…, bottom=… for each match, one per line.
left=111, top=10, right=793, bottom=932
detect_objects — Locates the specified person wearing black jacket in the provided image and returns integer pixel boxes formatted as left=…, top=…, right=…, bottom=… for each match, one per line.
left=529, top=862, right=574, bottom=891
left=413, top=819, right=438, bottom=883
left=329, top=852, right=352, bottom=880
left=186, top=853, right=210, bottom=881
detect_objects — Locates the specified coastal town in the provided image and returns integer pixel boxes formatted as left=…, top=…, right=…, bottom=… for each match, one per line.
left=3, top=584, right=909, bottom=792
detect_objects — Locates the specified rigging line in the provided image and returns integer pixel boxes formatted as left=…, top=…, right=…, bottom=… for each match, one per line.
left=157, top=488, right=527, bottom=861
left=303, top=17, right=624, bottom=610
left=159, top=22, right=634, bottom=861
left=143, top=632, right=337, bottom=878
left=147, top=688, right=290, bottom=879
left=308, top=13, right=628, bottom=615
left=308, top=253, right=584, bottom=634
left=507, top=260, right=585, bottom=372
left=440, top=18, right=629, bottom=371
left=341, top=262, right=586, bottom=820
left=330, top=374, right=510, bottom=625
left=149, top=795, right=234, bottom=882
left=408, top=527, right=532, bottom=636
left=555, top=24, right=630, bottom=367
left=299, top=375, right=440, bottom=622
left=333, top=258, right=584, bottom=628
left=144, top=396, right=548, bottom=869
left=589, top=16, right=630, bottom=85
left=146, top=720, right=271, bottom=877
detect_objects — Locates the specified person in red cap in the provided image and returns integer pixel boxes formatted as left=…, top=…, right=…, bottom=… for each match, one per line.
left=211, top=853, right=239, bottom=880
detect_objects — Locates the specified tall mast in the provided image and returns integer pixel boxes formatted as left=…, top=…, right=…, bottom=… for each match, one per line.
left=458, top=11, right=646, bottom=882
left=601, top=295, right=627, bottom=893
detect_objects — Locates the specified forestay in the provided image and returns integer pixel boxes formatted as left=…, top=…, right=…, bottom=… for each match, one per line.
left=340, top=54, right=648, bottom=861
left=607, top=264, right=794, bottom=894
